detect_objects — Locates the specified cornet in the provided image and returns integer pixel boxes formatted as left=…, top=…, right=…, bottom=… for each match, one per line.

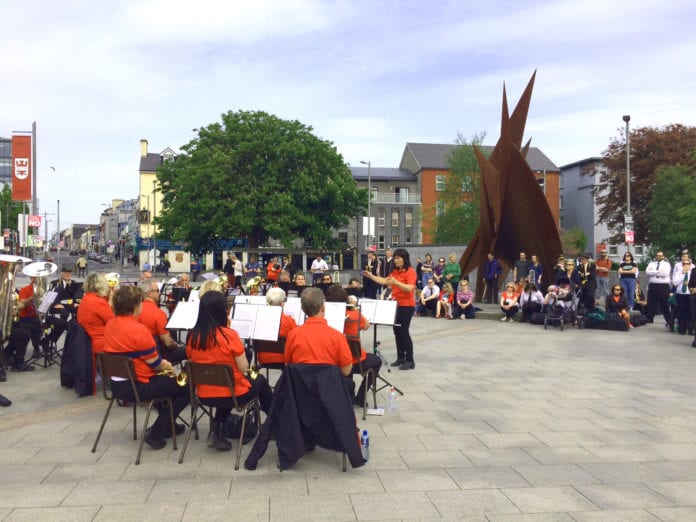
left=105, top=272, right=120, bottom=288
left=157, top=366, right=188, bottom=387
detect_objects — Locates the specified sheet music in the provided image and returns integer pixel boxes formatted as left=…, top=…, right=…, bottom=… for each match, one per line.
left=38, top=291, right=58, bottom=314
left=187, top=289, right=200, bottom=302
left=324, top=301, right=347, bottom=333
left=230, top=303, right=282, bottom=340
left=358, top=298, right=397, bottom=325
left=165, top=300, right=200, bottom=330
left=234, top=295, right=267, bottom=305
left=283, top=297, right=305, bottom=326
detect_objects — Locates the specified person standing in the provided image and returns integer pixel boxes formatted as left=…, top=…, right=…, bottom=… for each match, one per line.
left=310, top=254, right=329, bottom=284
left=244, top=254, right=261, bottom=282
left=381, top=247, right=395, bottom=278
left=513, top=251, right=531, bottom=285
left=223, top=252, right=236, bottom=288
left=482, top=253, right=502, bottom=304
left=76, top=255, right=88, bottom=277
left=420, top=253, right=434, bottom=289
left=595, top=249, right=612, bottom=303
left=362, top=248, right=417, bottom=370
left=443, top=253, right=462, bottom=289
left=362, top=251, right=381, bottom=299
left=577, top=253, right=597, bottom=314
left=618, top=252, right=639, bottom=309
left=672, top=250, right=694, bottom=335
left=645, top=251, right=671, bottom=325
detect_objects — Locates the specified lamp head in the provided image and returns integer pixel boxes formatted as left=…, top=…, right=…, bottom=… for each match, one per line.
left=622, top=115, right=630, bottom=123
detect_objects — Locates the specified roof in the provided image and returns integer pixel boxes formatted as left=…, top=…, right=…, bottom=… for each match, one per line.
left=139, top=153, right=163, bottom=172
left=401, top=142, right=560, bottom=173
left=559, top=157, right=603, bottom=171
left=349, top=167, right=415, bottom=182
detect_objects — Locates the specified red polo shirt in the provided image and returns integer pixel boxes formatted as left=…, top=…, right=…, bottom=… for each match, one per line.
left=284, top=316, right=352, bottom=367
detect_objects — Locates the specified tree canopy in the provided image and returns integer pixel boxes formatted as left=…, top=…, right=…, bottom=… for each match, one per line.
left=646, top=162, right=696, bottom=254
left=0, top=184, right=28, bottom=232
left=155, top=110, right=367, bottom=252
left=594, top=123, right=696, bottom=244
left=433, top=132, right=484, bottom=244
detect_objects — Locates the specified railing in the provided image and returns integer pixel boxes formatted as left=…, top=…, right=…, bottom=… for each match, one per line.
left=372, top=193, right=421, bottom=204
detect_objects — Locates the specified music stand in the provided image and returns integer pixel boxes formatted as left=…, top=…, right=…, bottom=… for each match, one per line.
left=359, top=298, right=404, bottom=396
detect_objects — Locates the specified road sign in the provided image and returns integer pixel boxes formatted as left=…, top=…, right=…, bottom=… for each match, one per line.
left=625, top=230, right=635, bottom=245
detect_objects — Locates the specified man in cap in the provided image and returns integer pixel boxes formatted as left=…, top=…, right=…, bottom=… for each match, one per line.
left=49, top=265, right=78, bottom=322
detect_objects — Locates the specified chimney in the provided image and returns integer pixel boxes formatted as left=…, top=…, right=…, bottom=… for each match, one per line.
left=140, top=139, right=148, bottom=158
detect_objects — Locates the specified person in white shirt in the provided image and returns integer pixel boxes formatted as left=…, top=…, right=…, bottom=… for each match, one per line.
left=310, top=255, right=329, bottom=284
left=671, top=250, right=694, bottom=335
left=645, top=251, right=671, bottom=324
left=419, top=278, right=440, bottom=317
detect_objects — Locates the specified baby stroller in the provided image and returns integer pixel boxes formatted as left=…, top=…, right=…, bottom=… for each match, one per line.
left=544, top=279, right=582, bottom=331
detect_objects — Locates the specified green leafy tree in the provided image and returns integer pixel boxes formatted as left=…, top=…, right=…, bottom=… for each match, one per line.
left=594, top=124, right=696, bottom=244
left=0, top=184, right=27, bottom=245
left=559, top=227, right=587, bottom=257
left=646, top=163, right=696, bottom=254
left=433, top=132, right=485, bottom=244
left=155, top=110, right=367, bottom=252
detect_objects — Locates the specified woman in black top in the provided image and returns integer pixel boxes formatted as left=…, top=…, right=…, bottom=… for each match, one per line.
left=618, top=252, right=638, bottom=309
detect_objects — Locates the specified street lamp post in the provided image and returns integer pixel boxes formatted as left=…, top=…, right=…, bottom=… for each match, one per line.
left=360, top=160, right=372, bottom=250
left=623, top=115, right=632, bottom=254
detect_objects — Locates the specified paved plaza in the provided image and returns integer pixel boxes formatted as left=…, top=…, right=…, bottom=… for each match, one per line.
left=3, top=310, right=696, bottom=521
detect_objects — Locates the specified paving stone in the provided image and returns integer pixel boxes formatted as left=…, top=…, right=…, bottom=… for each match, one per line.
left=376, top=468, right=459, bottom=492
left=501, top=486, right=599, bottom=513
left=447, top=466, right=530, bottom=489
left=513, top=464, right=601, bottom=487
left=95, top=502, right=187, bottom=521
left=350, top=492, right=439, bottom=519
left=568, top=509, right=660, bottom=521
left=427, top=489, right=520, bottom=517
left=579, top=461, right=669, bottom=484
left=574, top=483, right=675, bottom=510
left=645, top=480, right=696, bottom=506
left=3, top=506, right=101, bottom=521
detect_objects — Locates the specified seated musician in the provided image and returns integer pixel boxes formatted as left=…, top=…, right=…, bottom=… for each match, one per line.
left=139, top=280, right=186, bottom=363
left=284, top=287, right=354, bottom=394
left=3, top=326, right=34, bottom=373
left=266, top=257, right=281, bottom=285
left=77, top=273, right=115, bottom=392
left=104, top=286, right=189, bottom=449
left=48, top=266, right=77, bottom=321
left=186, top=291, right=273, bottom=451
left=325, top=285, right=382, bottom=407
left=166, top=273, right=191, bottom=314
left=258, top=288, right=297, bottom=368
left=17, top=277, right=67, bottom=357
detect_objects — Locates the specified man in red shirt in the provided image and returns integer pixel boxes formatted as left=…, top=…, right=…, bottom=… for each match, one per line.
left=258, top=287, right=297, bottom=366
left=285, top=288, right=353, bottom=379
left=139, top=280, right=186, bottom=363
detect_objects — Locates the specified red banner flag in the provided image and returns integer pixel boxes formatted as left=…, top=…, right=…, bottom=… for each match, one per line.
left=11, top=135, right=32, bottom=201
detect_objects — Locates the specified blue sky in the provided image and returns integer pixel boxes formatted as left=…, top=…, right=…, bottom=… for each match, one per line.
left=2, top=0, right=695, bottom=228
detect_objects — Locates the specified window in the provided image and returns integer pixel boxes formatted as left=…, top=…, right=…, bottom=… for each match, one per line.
left=405, top=236, right=412, bottom=244
left=435, top=200, right=445, bottom=217
left=391, top=234, right=399, bottom=246
left=559, top=195, right=564, bottom=211
left=371, top=188, right=379, bottom=202
left=435, top=174, right=446, bottom=192
left=378, top=209, right=386, bottom=227
left=405, top=208, right=413, bottom=228
left=378, top=235, right=385, bottom=250
left=461, top=176, right=472, bottom=192
left=634, top=245, right=644, bottom=256
left=338, top=232, right=348, bottom=245
left=395, top=187, right=409, bottom=202
left=609, top=246, right=618, bottom=255
left=391, top=210, right=399, bottom=227
left=538, top=177, right=545, bottom=194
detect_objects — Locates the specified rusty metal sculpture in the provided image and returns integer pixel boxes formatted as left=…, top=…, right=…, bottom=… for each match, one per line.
left=459, top=72, right=562, bottom=299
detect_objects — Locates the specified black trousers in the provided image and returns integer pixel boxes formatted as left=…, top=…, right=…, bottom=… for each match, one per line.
left=675, top=294, right=692, bottom=334
left=4, top=327, right=31, bottom=368
left=393, top=306, right=414, bottom=363
left=647, top=283, right=670, bottom=323
left=353, top=353, right=383, bottom=401
left=111, top=375, right=190, bottom=434
left=484, top=278, right=498, bottom=303
left=200, top=374, right=274, bottom=423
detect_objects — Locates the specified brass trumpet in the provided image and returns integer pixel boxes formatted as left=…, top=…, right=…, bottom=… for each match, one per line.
left=157, top=367, right=188, bottom=387
left=245, top=365, right=259, bottom=380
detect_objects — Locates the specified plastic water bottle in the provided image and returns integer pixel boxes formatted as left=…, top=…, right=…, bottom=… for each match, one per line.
left=387, top=387, right=397, bottom=411
left=360, top=429, right=369, bottom=462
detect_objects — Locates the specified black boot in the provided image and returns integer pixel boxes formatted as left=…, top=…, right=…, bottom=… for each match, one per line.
left=211, top=420, right=232, bottom=452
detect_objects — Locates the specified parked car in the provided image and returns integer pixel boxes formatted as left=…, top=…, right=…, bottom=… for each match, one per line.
left=69, top=250, right=78, bottom=256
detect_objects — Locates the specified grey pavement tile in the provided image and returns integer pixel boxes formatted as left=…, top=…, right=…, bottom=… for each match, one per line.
left=638, top=428, right=696, bottom=443
left=3, top=506, right=101, bottom=522
left=523, top=446, right=603, bottom=465
left=61, top=479, right=154, bottom=506
left=350, top=491, right=439, bottom=519
left=641, top=442, right=696, bottom=460
left=229, top=474, right=308, bottom=498
left=427, top=489, right=520, bottom=517
left=537, top=419, right=602, bottom=432
left=642, top=460, right=696, bottom=480
left=376, top=468, right=459, bottom=492
left=592, top=407, right=647, bottom=419
left=306, top=469, right=384, bottom=495
left=464, top=448, right=540, bottom=467
left=487, top=514, right=575, bottom=521
left=542, top=407, right=605, bottom=420
left=574, top=483, right=675, bottom=510
left=95, top=502, right=187, bottom=521
left=26, top=445, right=107, bottom=465
left=400, top=449, right=473, bottom=469
left=432, top=420, right=497, bottom=434
left=646, top=506, right=696, bottom=520
left=0, top=482, right=76, bottom=509
left=583, top=445, right=662, bottom=462
left=447, top=408, right=507, bottom=422
left=366, top=434, right=426, bottom=451
left=397, top=410, right=459, bottom=423
left=476, top=433, right=546, bottom=449
left=531, top=431, right=602, bottom=448
left=417, top=434, right=489, bottom=451
left=184, top=497, right=269, bottom=522
left=446, top=466, right=530, bottom=489
left=359, top=450, right=408, bottom=470
left=380, top=422, right=442, bottom=436
left=487, top=419, right=554, bottom=433
left=149, top=477, right=231, bottom=502
left=0, top=509, right=10, bottom=519
left=513, top=464, right=601, bottom=487
left=501, top=486, right=599, bottom=513
left=0, top=447, right=40, bottom=464
left=587, top=430, right=658, bottom=446
left=0, top=463, right=56, bottom=484
left=395, top=399, right=464, bottom=412
left=645, top=480, right=696, bottom=506
left=589, top=417, right=658, bottom=431
left=270, top=493, right=356, bottom=521
left=43, top=461, right=128, bottom=483
left=120, top=458, right=200, bottom=480
left=579, top=461, right=669, bottom=484
left=568, top=509, right=660, bottom=521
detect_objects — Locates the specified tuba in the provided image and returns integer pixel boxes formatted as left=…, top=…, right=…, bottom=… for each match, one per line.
left=22, top=261, right=58, bottom=316
left=0, top=255, right=32, bottom=342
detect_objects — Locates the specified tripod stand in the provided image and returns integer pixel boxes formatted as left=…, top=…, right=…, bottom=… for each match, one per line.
left=370, top=324, right=403, bottom=396
left=31, top=321, right=63, bottom=369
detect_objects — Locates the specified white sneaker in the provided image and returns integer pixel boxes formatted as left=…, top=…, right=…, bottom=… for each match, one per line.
left=500, top=317, right=507, bottom=322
